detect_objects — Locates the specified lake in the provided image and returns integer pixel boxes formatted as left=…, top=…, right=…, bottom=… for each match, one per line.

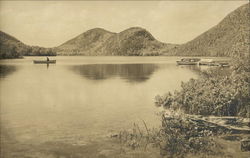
left=0, top=56, right=200, bottom=145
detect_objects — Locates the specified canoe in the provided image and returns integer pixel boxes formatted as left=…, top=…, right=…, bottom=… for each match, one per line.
left=198, top=59, right=214, bottom=65
left=198, top=59, right=230, bottom=67
left=176, top=58, right=201, bottom=65
left=33, top=60, right=56, bottom=64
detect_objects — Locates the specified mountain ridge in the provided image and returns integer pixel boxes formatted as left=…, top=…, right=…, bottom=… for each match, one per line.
left=163, top=3, right=249, bottom=57
left=0, top=31, right=27, bottom=58
left=56, top=27, right=177, bottom=56
left=0, top=31, right=56, bottom=59
left=56, top=28, right=116, bottom=55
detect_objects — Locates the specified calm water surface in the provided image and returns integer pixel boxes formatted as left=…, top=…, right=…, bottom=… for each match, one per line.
left=0, top=56, right=199, bottom=145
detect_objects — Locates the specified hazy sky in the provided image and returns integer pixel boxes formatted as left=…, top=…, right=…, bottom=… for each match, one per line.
left=0, top=1, right=248, bottom=47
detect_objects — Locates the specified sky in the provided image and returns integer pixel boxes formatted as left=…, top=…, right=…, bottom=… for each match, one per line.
left=0, top=1, right=248, bottom=47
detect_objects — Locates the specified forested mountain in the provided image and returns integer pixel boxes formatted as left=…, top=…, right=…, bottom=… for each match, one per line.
left=56, top=27, right=177, bottom=56
left=95, top=27, right=177, bottom=56
left=0, top=31, right=56, bottom=59
left=0, top=31, right=27, bottom=59
left=163, top=3, right=249, bottom=57
left=56, top=28, right=116, bottom=55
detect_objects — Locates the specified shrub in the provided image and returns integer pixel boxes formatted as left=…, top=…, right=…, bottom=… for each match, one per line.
left=155, top=57, right=250, bottom=117
left=159, top=112, right=219, bottom=158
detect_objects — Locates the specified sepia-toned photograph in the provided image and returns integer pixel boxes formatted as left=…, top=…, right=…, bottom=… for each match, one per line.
left=0, top=0, right=249, bottom=157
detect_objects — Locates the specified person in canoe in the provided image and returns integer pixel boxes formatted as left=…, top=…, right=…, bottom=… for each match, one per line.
left=46, top=57, right=49, bottom=61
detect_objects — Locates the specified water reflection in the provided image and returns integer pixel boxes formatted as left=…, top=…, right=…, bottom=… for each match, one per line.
left=178, top=65, right=231, bottom=77
left=0, top=65, right=17, bottom=78
left=70, top=64, right=159, bottom=83
left=0, top=57, right=200, bottom=148
left=177, top=65, right=204, bottom=75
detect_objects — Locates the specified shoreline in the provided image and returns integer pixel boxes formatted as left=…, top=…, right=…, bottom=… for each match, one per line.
left=3, top=113, right=248, bottom=158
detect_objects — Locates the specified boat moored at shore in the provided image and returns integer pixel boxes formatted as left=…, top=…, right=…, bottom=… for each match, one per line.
left=198, top=59, right=230, bottom=67
left=177, top=58, right=230, bottom=67
left=176, top=58, right=201, bottom=65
